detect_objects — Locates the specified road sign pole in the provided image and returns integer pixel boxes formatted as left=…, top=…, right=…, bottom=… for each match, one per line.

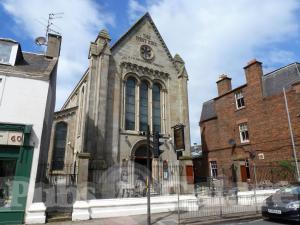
left=147, top=124, right=151, bottom=225
left=177, top=159, right=181, bottom=225
left=171, top=124, right=185, bottom=225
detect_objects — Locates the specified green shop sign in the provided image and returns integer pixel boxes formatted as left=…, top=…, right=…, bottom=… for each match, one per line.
left=0, top=123, right=33, bottom=225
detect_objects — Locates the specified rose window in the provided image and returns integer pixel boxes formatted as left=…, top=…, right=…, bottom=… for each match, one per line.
left=140, top=45, right=154, bottom=60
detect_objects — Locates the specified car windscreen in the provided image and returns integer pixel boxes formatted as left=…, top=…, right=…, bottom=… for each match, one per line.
left=277, top=186, right=300, bottom=195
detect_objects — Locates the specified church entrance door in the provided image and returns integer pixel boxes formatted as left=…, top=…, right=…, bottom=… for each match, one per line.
left=133, top=145, right=152, bottom=196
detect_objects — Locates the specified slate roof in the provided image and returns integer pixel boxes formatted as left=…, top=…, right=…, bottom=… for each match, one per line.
left=0, top=52, right=57, bottom=80
left=263, top=63, right=300, bottom=96
left=200, top=62, right=300, bottom=123
left=200, top=100, right=217, bottom=122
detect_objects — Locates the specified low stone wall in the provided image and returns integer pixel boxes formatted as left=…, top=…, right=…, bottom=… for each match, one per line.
left=237, top=189, right=278, bottom=205
left=72, top=195, right=197, bottom=221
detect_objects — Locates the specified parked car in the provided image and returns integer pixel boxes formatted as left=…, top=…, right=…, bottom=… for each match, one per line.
left=262, top=183, right=300, bottom=222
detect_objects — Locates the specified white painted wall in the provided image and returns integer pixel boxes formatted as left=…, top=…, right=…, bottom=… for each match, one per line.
left=0, top=74, right=49, bottom=214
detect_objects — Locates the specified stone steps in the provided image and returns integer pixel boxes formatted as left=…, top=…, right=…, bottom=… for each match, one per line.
left=47, top=212, right=72, bottom=223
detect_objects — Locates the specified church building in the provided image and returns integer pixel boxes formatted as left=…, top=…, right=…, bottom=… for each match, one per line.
left=47, top=13, right=192, bottom=199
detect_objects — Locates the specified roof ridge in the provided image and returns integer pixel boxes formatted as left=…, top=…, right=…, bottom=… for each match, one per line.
left=263, top=62, right=300, bottom=77
left=61, top=68, right=89, bottom=110
left=0, top=38, right=18, bottom=43
left=22, top=51, right=45, bottom=56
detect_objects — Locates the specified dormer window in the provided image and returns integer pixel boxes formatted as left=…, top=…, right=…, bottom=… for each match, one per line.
left=0, top=40, right=19, bottom=66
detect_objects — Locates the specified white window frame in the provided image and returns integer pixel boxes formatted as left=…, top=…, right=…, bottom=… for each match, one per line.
left=235, top=91, right=245, bottom=109
left=209, top=161, right=218, bottom=178
left=0, top=75, right=6, bottom=105
left=239, top=123, right=249, bottom=143
left=0, top=42, right=18, bottom=66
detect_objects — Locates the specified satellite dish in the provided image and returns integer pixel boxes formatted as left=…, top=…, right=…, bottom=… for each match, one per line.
left=228, top=139, right=236, bottom=146
left=35, top=36, right=47, bottom=46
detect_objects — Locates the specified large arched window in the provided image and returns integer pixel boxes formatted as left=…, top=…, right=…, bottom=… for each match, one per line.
left=152, top=83, right=161, bottom=132
left=125, top=78, right=136, bottom=130
left=52, top=122, right=68, bottom=170
left=139, top=81, right=148, bottom=132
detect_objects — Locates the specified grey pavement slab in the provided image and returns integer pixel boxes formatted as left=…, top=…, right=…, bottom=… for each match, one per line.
left=40, top=212, right=271, bottom=225
left=216, top=218, right=297, bottom=225
left=44, top=212, right=179, bottom=225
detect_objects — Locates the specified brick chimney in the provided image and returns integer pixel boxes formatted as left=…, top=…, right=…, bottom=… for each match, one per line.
left=216, top=74, right=232, bottom=96
left=46, top=33, right=62, bottom=58
left=244, top=59, right=263, bottom=94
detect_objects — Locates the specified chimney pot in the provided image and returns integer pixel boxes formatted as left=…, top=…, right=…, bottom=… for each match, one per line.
left=244, top=58, right=262, bottom=69
left=218, top=74, right=229, bottom=81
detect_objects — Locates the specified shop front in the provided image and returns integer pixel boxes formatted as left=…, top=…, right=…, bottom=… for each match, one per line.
left=0, top=123, right=33, bottom=224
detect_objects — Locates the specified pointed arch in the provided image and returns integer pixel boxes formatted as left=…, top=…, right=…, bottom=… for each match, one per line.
left=131, top=139, right=153, bottom=159
left=152, top=79, right=166, bottom=92
left=123, top=72, right=140, bottom=84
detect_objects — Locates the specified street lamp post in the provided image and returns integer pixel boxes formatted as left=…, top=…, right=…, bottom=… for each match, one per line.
left=252, top=156, right=258, bottom=213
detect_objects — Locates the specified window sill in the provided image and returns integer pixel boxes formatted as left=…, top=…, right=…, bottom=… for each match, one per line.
left=239, top=141, right=250, bottom=146
left=235, top=106, right=246, bottom=111
left=50, top=170, right=67, bottom=175
left=120, top=130, right=140, bottom=135
left=120, top=129, right=169, bottom=137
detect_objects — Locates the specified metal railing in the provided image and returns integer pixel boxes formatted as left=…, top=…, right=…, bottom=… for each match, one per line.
left=180, top=190, right=264, bottom=220
left=35, top=163, right=78, bottom=213
left=88, top=163, right=181, bottom=199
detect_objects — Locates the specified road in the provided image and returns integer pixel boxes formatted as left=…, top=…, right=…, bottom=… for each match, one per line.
left=218, top=218, right=298, bottom=225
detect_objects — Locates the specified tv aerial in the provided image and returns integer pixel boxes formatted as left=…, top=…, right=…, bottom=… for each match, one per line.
left=34, top=12, right=63, bottom=47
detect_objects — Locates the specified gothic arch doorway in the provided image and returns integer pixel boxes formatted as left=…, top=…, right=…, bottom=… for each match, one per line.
left=131, top=142, right=153, bottom=193
left=133, top=144, right=152, bottom=170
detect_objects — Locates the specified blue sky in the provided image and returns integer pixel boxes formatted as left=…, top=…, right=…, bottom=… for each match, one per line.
left=1, top=0, right=300, bottom=144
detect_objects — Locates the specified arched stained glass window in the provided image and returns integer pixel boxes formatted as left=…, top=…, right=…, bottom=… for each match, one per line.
left=140, top=81, right=148, bottom=131
left=52, top=122, right=68, bottom=170
left=152, top=83, right=161, bottom=133
left=125, top=78, right=136, bottom=130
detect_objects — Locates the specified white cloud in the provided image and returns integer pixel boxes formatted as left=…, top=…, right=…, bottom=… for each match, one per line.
left=1, top=0, right=114, bottom=109
left=128, top=0, right=147, bottom=23
left=129, top=0, right=300, bottom=144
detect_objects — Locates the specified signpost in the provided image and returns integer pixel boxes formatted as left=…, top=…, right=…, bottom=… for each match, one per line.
left=146, top=125, right=151, bottom=225
left=173, top=124, right=185, bottom=151
left=171, top=124, right=185, bottom=225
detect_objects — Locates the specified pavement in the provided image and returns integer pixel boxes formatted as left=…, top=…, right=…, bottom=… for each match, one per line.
left=43, top=212, right=265, bottom=225
left=45, top=212, right=178, bottom=225
left=216, top=218, right=299, bottom=225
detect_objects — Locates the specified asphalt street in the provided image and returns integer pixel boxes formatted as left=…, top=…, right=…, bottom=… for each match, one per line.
left=217, top=218, right=299, bottom=225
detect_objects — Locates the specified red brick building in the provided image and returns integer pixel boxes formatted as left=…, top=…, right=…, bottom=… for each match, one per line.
left=200, top=60, right=300, bottom=189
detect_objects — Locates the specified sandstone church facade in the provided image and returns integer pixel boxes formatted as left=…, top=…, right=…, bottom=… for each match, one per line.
left=47, top=13, right=192, bottom=197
